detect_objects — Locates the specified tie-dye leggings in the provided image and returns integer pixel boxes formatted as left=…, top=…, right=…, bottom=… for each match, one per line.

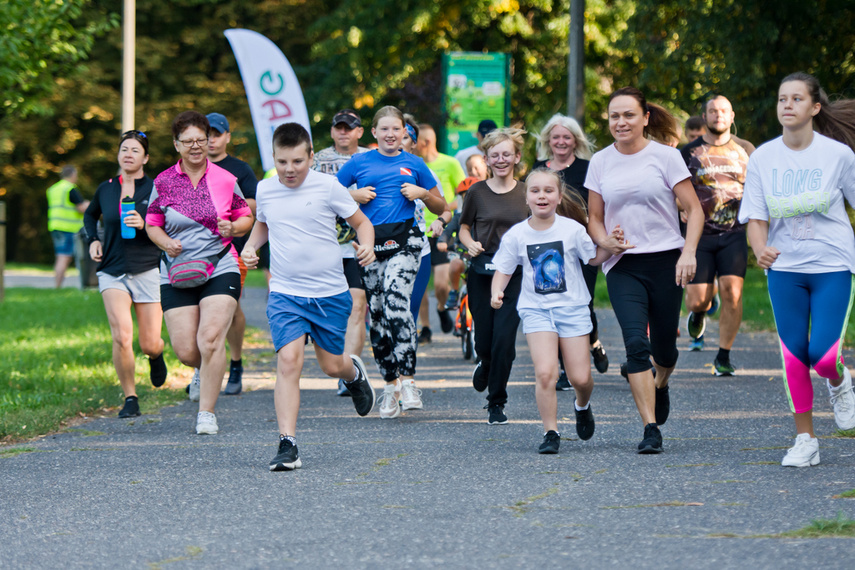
left=767, top=269, right=854, bottom=413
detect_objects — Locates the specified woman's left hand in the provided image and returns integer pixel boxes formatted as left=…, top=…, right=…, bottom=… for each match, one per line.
left=401, top=183, right=428, bottom=201
left=122, top=210, right=144, bottom=229
left=217, top=217, right=234, bottom=238
left=675, top=251, right=697, bottom=287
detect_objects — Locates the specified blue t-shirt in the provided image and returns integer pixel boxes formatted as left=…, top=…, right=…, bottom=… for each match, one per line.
left=336, top=150, right=437, bottom=225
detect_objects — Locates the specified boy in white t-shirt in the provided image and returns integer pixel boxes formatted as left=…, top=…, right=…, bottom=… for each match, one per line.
left=241, top=123, right=377, bottom=471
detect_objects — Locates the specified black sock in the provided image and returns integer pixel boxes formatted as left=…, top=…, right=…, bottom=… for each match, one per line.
left=230, top=359, right=242, bottom=369
left=717, top=348, right=731, bottom=362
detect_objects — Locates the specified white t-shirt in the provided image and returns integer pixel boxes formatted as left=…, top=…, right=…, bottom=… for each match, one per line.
left=493, top=215, right=597, bottom=310
left=256, top=169, right=359, bottom=297
left=585, top=141, right=691, bottom=274
left=738, top=133, right=855, bottom=273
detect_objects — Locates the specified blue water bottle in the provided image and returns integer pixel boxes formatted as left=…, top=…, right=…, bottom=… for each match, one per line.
left=120, top=197, right=136, bottom=239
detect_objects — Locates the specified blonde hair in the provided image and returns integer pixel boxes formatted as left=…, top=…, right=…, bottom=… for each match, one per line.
left=526, top=168, right=588, bottom=226
left=536, top=114, right=595, bottom=161
left=480, top=127, right=527, bottom=177
left=372, top=105, right=404, bottom=128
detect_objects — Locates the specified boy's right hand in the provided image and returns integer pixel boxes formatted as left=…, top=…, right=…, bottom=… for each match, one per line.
left=353, top=241, right=376, bottom=267
left=241, top=246, right=259, bottom=269
left=351, top=186, right=376, bottom=204
left=467, top=240, right=484, bottom=257
left=491, top=291, right=504, bottom=309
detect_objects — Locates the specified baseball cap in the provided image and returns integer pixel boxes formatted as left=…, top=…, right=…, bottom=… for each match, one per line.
left=332, top=111, right=361, bottom=129
left=477, top=119, right=498, bottom=137
left=206, top=113, right=230, bottom=134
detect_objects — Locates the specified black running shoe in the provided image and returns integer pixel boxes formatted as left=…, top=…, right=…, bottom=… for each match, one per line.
left=591, top=343, right=609, bottom=374
left=486, top=404, right=508, bottom=425
left=538, top=430, right=561, bottom=454
left=472, top=360, right=488, bottom=392
left=224, top=362, right=242, bottom=395
left=345, top=355, right=375, bottom=416
left=438, top=309, right=454, bottom=333
left=417, top=327, right=432, bottom=344
left=269, top=438, right=302, bottom=471
left=149, top=353, right=167, bottom=387
left=336, top=378, right=352, bottom=397
left=620, top=362, right=629, bottom=383
left=655, top=385, right=670, bottom=426
left=575, top=405, right=595, bottom=440
left=118, top=397, right=140, bottom=418
left=555, top=370, right=572, bottom=391
left=637, top=423, right=663, bottom=454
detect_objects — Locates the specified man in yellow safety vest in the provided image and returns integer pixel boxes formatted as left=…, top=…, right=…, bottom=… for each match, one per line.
left=46, top=165, right=89, bottom=288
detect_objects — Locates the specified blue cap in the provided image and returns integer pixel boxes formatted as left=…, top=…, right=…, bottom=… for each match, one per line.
left=206, top=113, right=230, bottom=133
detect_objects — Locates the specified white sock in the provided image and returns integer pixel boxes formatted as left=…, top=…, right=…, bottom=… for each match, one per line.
left=574, top=400, right=589, bottom=411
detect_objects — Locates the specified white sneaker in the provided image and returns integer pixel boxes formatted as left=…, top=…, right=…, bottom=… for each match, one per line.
left=400, top=379, right=423, bottom=410
left=378, top=381, right=402, bottom=419
left=781, top=433, right=819, bottom=467
left=828, top=368, right=855, bottom=430
left=196, top=411, right=218, bottom=435
left=189, top=368, right=201, bottom=402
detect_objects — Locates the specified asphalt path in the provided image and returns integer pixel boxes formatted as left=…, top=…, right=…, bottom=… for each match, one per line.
left=3, top=282, right=855, bottom=568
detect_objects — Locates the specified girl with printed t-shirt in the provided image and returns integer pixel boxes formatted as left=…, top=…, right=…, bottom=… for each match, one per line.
left=459, top=128, right=530, bottom=425
left=492, top=169, right=621, bottom=453
left=336, top=106, right=447, bottom=419
left=585, top=87, right=703, bottom=454
left=739, top=72, right=855, bottom=468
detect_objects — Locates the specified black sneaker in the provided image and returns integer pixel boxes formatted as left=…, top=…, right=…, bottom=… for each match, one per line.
left=591, top=343, right=609, bottom=374
left=538, top=430, right=561, bottom=454
left=637, top=423, right=663, bottom=454
left=345, top=355, right=375, bottom=416
left=417, top=327, right=432, bottom=344
left=224, top=361, right=242, bottom=395
left=575, top=405, right=595, bottom=440
left=336, top=378, right=352, bottom=397
left=486, top=404, right=508, bottom=425
left=713, top=356, right=735, bottom=376
left=555, top=370, right=572, bottom=391
left=269, top=438, right=302, bottom=471
left=438, top=309, right=454, bottom=333
left=655, top=385, right=670, bottom=425
left=472, top=360, right=488, bottom=392
left=620, top=362, right=629, bottom=382
left=149, top=353, right=167, bottom=387
left=118, top=396, right=140, bottom=418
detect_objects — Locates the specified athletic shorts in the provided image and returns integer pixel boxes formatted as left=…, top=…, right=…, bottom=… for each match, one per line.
left=267, top=291, right=352, bottom=354
left=691, top=229, right=748, bottom=284
left=519, top=305, right=593, bottom=338
left=160, top=272, right=241, bottom=312
left=428, top=236, right=449, bottom=266
left=97, top=267, right=160, bottom=303
left=342, top=257, right=364, bottom=290
left=51, top=231, right=75, bottom=257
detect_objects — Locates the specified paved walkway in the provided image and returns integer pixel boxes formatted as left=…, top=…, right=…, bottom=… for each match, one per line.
left=3, top=281, right=855, bottom=568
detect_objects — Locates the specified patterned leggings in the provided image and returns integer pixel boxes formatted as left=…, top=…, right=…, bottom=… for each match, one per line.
left=362, top=236, right=422, bottom=382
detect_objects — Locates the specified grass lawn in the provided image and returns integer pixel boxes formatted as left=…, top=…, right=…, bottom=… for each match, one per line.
left=0, top=287, right=185, bottom=442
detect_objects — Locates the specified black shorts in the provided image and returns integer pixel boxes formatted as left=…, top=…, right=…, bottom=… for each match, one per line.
left=342, top=257, right=364, bottom=290
left=160, top=272, right=241, bottom=312
left=428, top=236, right=449, bottom=266
left=690, top=229, right=748, bottom=284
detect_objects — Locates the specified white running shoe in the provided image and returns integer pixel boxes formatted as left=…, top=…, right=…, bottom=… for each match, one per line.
left=828, top=368, right=855, bottom=430
left=400, top=379, right=423, bottom=410
left=781, top=433, right=819, bottom=467
left=378, top=381, right=402, bottom=419
left=196, top=411, right=218, bottom=435
left=189, top=368, right=201, bottom=402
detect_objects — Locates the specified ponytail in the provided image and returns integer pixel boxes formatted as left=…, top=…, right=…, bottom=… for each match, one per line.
left=526, top=168, right=588, bottom=226
left=782, top=72, right=855, bottom=153
left=609, top=87, right=679, bottom=146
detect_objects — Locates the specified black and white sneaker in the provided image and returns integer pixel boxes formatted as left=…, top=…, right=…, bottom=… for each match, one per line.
left=270, top=438, right=302, bottom=471
left=575, top=405, right=595, bottom=440
left=224, top=361, right=242, bottom=395
left=555, top=370, right=572, bottom=391
left=345, top=355, right=375, bottom=416
left=486, top=404, right=508, bottom=425
left=438, top=309, right=454, bottom=333
left=538, top=430, right=561, bottom=454
left=118, top=396, right=140, bottom=418
left=591, top=342, right=609, bottom=374
left=637, top=423, right=663, bottom=454
left=655, top=385, right=670, bottom=425
left=472, top=360, right=488, bottom=392
left=149, top=353, right=167, bottom=387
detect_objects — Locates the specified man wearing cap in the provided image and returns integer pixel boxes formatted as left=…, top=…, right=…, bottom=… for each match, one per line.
left=454, top=119, right=498, bottom=172
left=312, top=109, right=370, bottom=396
left=206, top=112, right=259, bottom=395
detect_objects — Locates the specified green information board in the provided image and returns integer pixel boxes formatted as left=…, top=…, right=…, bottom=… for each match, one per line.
left=441, top=52, right=510, bottom=156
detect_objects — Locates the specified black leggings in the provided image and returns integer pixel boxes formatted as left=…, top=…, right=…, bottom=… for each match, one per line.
left=606, top=250, right=682, bottom=374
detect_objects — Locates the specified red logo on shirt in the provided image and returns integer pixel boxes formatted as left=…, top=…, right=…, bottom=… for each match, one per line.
left=400, top=167, right=412, bottom=177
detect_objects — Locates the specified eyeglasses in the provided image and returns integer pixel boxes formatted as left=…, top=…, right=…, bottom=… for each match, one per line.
left=177, top=138, right=208, bottom=148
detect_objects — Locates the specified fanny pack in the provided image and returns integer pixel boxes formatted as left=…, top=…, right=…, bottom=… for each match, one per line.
left=164, top=246, right=230, bottom=288
left=373, top=219, right=422, bottom=261
left=469, top=252, right=497, bottom=275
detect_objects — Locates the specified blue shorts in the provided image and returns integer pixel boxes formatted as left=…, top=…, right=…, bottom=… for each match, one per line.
left=51, top=231, right=75, bottom=257
left=519, top=305, right=592, bottom=338
left=267, top=291, right=352, bottom=354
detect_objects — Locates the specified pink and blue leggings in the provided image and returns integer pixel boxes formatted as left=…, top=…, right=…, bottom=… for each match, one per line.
left=767, top=270, right=854, bottom=413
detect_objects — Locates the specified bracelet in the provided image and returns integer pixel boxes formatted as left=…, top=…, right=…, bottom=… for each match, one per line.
left=439, top=218, right=448, bottom=228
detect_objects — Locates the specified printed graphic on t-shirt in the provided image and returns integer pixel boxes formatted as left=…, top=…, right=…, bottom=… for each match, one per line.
left=527, top=241, right=566, bottom=295
left=684, top=139, right=748, bottom=233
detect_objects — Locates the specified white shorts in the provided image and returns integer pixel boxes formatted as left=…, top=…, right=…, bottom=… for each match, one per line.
left=97, top=267, right=161, bottom=303
left=519, top=305, right=592, bottom=338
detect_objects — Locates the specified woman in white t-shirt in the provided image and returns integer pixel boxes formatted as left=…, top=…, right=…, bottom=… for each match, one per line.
left=738, top=72, right=855, bottom=468
left=585, top=87, right=703, bottom=454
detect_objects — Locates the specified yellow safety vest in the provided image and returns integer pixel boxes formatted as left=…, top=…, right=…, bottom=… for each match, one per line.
left=47, top=179, right=84, bottom=233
